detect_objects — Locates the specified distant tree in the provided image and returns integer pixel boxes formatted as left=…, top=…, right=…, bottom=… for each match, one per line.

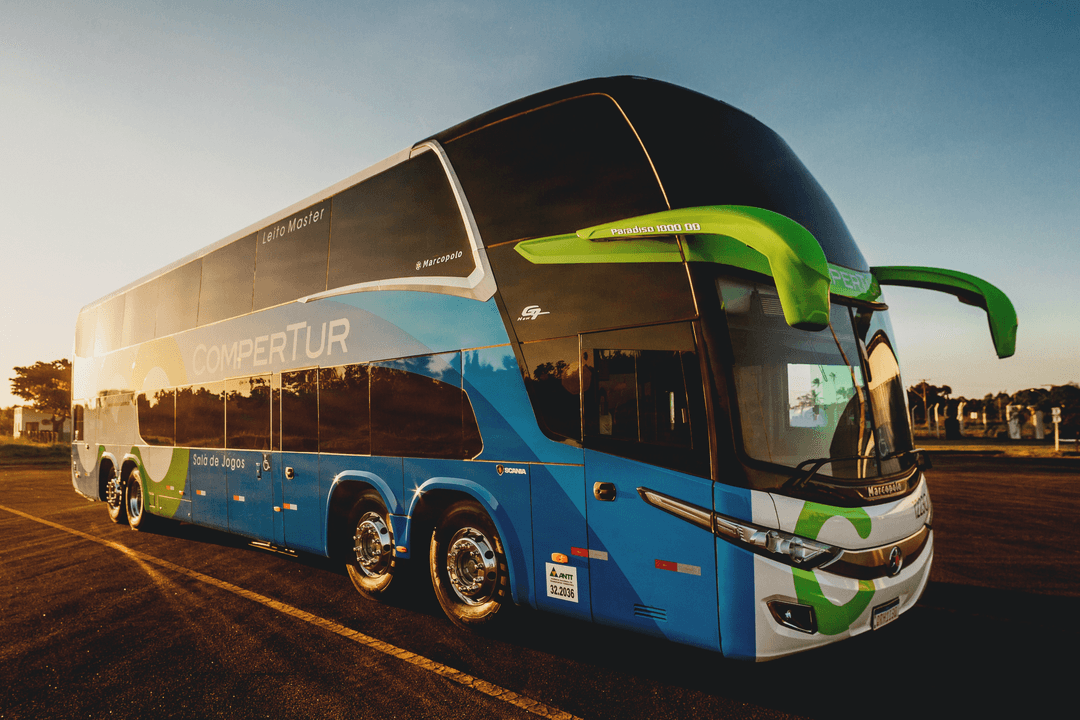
left=0, top=406, right=13, bottom=436
left=907, top=382, right=952, bottom=424
left=10, top=359, right=72, bottom=438
left=1011, top=388, right=1051, bottom=413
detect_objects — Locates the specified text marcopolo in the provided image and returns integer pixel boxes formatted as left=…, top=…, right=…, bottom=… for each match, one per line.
left=192, top=318, right=350, bottom=376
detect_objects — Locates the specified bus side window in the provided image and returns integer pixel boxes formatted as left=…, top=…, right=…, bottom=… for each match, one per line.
left=137, top=387, right=175, bottom=446
left=73, top=403, right=85, bottom=442
left=94, top=294, right=125, bottom=355
left=253, top=201, right=331, bottom=311
left=519, top=336, right=583, bottom=443
left=225, top=375, right=271, bottom=451
left=198, top=234, right=256, bottom=327
left=318, top=364, right=371, bottom=455
left=582, top=323, right=709, bottom=478
left=155, top=260, right=201, bottom=339
left=328, top=151, right=475, bottom=290
left=370, top=359, right=481, bottom=460
left=175, top=381, right=224, bottom=448
left=281, top=370, right=319, bottom=453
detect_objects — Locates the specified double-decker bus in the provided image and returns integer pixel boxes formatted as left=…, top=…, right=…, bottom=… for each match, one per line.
left=71, top=76, right=1016, bottom=660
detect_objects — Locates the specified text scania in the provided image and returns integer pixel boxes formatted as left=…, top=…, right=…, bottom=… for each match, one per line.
left=192, top=318, right=350, bottom=376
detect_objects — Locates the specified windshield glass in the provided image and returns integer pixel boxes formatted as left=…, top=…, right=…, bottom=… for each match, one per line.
left=718, top=277, right=914, bottom=479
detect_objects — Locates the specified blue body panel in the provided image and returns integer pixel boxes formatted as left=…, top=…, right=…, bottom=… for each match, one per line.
left=190, top=449, right=229, bottom=532
left=715, top=483, right=757, bottom=659
left=226, top=450, right=273, bottom=540
left=584, top=452, right=720, bottom=651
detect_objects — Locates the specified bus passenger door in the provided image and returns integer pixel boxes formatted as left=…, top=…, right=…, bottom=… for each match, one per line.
left=225, top=450, right=274, bottom=541
left=580, top=324, right=720, bottom=651
left=224, top=375, right=274, bottom=541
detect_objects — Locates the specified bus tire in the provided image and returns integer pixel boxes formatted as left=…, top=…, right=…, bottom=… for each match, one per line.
left=105, top=468, right=126, bottom=525
left=125, top=469, right=150, bottom=531
left=345, top=491, right=397, bottom=600
left=429, top=500, right=509, bottom=629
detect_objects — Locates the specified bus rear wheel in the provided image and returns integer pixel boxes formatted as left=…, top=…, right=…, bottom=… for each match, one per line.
left=126, top=469, right=150, bottom=531
left=105, top=469, right=126, bottom=525
left=345, top=491, right=397, bottom=600
left=429, top=500, right=509, bottom=629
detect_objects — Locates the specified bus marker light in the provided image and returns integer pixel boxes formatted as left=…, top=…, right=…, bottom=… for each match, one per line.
left=233, top=495, right=245, bottom=502
left=274, top=506, right=281, bottom=512
left=396, top=546, right=407, bottom=553
left=552, top=553, right=569, bottom=563
left=284, top=503, right=298, bottom=511
left=655, top=559, right=702, bottom=576
left=571, top=547, right=609, bottom=560
left=196, top=490, right=206, bottom=496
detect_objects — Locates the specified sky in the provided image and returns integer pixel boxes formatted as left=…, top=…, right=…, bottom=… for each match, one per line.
left=1, top=0, right=1077, bottom=408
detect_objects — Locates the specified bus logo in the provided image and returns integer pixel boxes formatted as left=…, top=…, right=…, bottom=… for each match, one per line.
left=888, top=546, right=904, bottom=576
left=518, top=305, right=550, bottom=321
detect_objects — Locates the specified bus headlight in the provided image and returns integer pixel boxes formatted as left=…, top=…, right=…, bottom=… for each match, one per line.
left=637, top=487, right=838, bottom=570
left=713, top=514, right=838, bottom=569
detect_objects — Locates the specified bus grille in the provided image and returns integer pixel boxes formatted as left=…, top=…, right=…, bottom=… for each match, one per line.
left=633, top=604, right=668, bottom=622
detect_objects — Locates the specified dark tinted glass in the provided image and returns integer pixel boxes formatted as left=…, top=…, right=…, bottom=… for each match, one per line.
left=75, top=308, right=95, bottom=358
left=156, top=261, right=202, bottom=338
left=443, top=94, right=668, bottom=247
left=519, top=337, right=582, bottom=442
left=122, top=280, right=159, bottom=347
left=137, top=387, right=174, bottom=446
left=226, top=375, right=271, bottom=450
left=318, top=364, right=371, bottom=455
left=95, top=294, right=125, bottom=354
left=281, top=369, right=319, bottom=452
left=582, top=323, right=708, bottom=476
left=371, top=365, right=479, bottom=459
left=489, top=244, right=696, bottom=342
left=328, top=151, right=474, bottom=289
left=73, top=403, right=86, bottom=441
left=175, top=381, right=224, bottom=448
left=254, top=201, right=330, bottom=310
left=199, top=234, right=255, bottom=326
left=616, top=84, right=867, bottom=271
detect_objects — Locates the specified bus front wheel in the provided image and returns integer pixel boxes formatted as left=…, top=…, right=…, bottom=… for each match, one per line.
left=346, top=491, right=397, bottom=600
left=429, top=500, right=509, bottom=629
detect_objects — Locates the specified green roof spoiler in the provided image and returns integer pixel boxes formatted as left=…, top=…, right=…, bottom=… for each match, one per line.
left=871, top=266, right=1017, bottom=359
left=515, top=205, right=832, bottom=331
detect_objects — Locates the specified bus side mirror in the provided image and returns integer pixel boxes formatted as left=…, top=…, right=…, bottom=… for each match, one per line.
left=871, top=266, right=1017, bottom=359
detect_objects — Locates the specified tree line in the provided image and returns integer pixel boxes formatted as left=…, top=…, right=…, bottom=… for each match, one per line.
left=907, top=381, right=1080, bottom=438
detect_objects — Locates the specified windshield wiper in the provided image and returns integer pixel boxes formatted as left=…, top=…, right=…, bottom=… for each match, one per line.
left=785, top=449, right=931, bottom=490
left=785, top=454, right=879, bottom=489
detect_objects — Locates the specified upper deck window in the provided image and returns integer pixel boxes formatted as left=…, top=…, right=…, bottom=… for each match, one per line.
left=443, top=93, right=668, bottom=248
left=328, top=151, right=474, bottom=289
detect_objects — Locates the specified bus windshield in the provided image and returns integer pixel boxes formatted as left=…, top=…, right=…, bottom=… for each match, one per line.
left=718, top=276, right=914, bottom=480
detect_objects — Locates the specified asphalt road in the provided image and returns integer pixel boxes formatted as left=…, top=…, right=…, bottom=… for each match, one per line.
left=1, top=456, right=1077, bottom=720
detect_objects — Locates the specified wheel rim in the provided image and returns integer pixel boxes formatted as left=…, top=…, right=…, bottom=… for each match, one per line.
left=353, top=512, right=392, bottom=577
left=445, top=527, right=497, bottom=605
left=106, top=476, right=123, bottom=510
left=127, top=480, right=141, bottom=520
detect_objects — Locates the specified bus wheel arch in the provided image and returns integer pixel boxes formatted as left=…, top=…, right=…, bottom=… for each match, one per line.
left=429, top=498, right=510, bottom=629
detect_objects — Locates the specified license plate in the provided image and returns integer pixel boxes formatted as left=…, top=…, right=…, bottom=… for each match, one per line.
left=872, top=598, right=900, bottom=630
